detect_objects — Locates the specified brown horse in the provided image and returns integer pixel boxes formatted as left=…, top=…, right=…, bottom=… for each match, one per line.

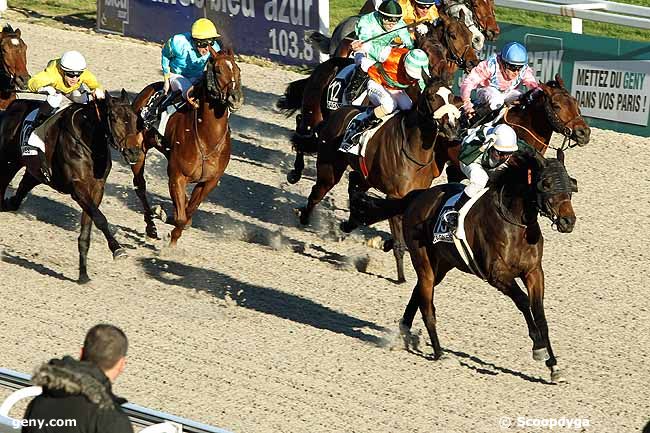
left=0, top=24, right=30, bottom=110
left=446, top=74, right=591, bottom=181
left=0, top=91, right=142, bottom=283
left=278, top=11, right=477, bottom=185
left=131, top=47, right=243, bottom=244
left=350, top=148, right=578, bottom=383
left=298, top=77, right=461, bottom=282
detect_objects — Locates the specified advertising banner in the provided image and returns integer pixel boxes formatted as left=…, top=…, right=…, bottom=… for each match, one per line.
left=97, top=0, right=328, bottom=66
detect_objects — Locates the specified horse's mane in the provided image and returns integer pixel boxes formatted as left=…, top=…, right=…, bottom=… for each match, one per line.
left=489, top=147, right=542, bottom=192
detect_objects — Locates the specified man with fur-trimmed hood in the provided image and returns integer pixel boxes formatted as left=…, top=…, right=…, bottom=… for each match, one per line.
left=22, top=324, right=133, bottom=433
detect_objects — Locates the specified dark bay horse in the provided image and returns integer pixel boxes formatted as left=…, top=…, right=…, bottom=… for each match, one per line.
left=278, top=11, right=477, bottom=185
left=0, top=24, right=30, bottom=110
left=446, top=74, right=591, bottom=181
left=298, top=77, right=461, bottom=282
left=0, top=91, right=143, bottom=283
left=350, top=148, right=578, bottom=383
left=131, top=47, right=243, bottom=244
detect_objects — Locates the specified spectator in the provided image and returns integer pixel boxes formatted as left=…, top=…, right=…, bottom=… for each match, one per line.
left=22, top=324, right=133, bottom=433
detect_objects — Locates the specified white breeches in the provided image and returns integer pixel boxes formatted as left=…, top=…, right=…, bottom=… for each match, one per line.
left=460, top=161, right=489, bottom=198
left=476, top=86, right=524, bottom=110
left=367, top=80, right=413, bottom=115
left=169, top=73, right=196, bottom=99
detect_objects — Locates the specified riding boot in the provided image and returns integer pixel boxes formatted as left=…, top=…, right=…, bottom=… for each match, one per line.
left=346, top=110, right=383, bottom=147
left=142, top=90, right=175, bottom=128
left=345, top=67, right=368, bottom=102
left=23, top=151, right=51, bottom=184
left=444, top=191, right=471, bottom=231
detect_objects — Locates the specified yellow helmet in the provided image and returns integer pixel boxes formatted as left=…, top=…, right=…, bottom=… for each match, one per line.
left=191, top=18, right=220, bottom=40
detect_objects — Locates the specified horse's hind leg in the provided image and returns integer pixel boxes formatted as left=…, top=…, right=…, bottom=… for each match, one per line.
left=77, top=211, right=93, bottom=284
left=389, top=215, right=407, bottom=283
left=131, top=147, right=159, bottom=239
left=299, top=158, right=347, bottom=225
left=340, top=170, right=370, bottom=233
left=4, top=171, right=40, bottom=211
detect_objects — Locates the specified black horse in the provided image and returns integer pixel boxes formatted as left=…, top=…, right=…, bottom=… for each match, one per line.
left=0, top=90, right=142, bottom=283
left=350, top=148, right=578, bottom=382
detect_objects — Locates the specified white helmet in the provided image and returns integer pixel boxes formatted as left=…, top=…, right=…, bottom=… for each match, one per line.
left=486, top=124, right=518, bottom=152
left=59, top=51, right=87, bottom=73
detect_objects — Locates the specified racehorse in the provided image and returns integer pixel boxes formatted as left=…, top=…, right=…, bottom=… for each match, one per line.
left=298, top=77, right=461, bottom=282
left=0, top=91, right=142, bottom=283
left=0, top=24, right=30, bottom=110
left=278, top=11, right=477, bottom=185
left=350, top=148, right=577, bottom=383
left=446, top=74, right=591, bottom=181
left=131, top=47, right=243, bottom=244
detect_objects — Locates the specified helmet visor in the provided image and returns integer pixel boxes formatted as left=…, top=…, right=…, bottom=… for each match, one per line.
left=503, top=61, right=523, bottom=72
left=63, top=70, right=83, bottom=78
left=194, top=38, right=214, bottom=48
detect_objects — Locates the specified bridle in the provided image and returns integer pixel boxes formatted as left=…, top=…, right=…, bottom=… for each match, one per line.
left=205, top=56, right=238, bottom=107
left=0, top=35, right=23, bottom=91
left=440, top=21, right=473, bottom=72
left=542, top=91, right=585, bottom=150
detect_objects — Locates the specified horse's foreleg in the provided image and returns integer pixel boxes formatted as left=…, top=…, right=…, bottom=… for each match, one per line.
left=185, top=175, right=221, bottom=227
left=340, top=171, right=370, bottom=233
left=168, top=174, right=189, bottom=246
left=499, top=280, right=544, bottom=355
left=131, top=148, right=159, bottom=239
left=299, top=159, right=346, bottom=225
left=77, top=211, right=93, bottom=284
left=523, top=267, right=564, bottom=383
left=0, top=161, right=21, bottom=211
left=389, top=215, right=407, bottom=283
left=4, top=171, right=40, bottom=211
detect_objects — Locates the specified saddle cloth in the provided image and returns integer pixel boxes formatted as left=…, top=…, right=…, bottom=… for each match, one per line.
left=326, top=64, right=368, bottom=111
left=338, top=110, right=398, bottom=156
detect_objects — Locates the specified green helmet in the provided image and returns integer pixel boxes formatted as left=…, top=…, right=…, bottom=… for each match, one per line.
left=404, top=49, right=429, bottom=80
left=378, top=0, right=402, bottom=19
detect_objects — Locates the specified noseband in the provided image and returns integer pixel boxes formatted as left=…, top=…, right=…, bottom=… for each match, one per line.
left=542, top=91, right=585, bottom=149
left=534, top=160, right=577, bottom=228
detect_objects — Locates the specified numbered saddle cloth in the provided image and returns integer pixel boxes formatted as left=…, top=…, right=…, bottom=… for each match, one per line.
left=338, top=110, right=398, bottom=156
left=326, top=64, right=368, bottom=111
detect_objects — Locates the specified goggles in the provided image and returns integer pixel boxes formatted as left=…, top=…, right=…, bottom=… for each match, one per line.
left=382, top=16, right=400, bottom=24
left=63, top=70, right=83, bottom=78
left=414, top=2, right=432, bottom=9
left=491, top=147, right=514, bottom=158
left=504, top=61, right=523, bottom=72
left=194, top=38, right=215, bottom=48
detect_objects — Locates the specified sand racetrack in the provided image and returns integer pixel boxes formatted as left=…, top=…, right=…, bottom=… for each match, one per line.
left=0, top=16, right=649, bottom=433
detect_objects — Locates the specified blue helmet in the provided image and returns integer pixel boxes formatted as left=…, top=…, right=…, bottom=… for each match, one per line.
left=500, top=41, right=528, bottom=66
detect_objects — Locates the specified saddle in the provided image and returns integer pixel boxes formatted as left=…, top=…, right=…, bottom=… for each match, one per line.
left=326, top=64, right=368, bottom=111
left=141, top=90, right=186, bottom=136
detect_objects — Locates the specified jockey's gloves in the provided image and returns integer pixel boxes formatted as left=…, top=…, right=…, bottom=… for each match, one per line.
left=37, top=86, right=57, bottom=96
left=93, top=88, right=106, bottom=100
left=416, top=24, right=428, bottom=35
left=46, top=93, right=63, bottom=108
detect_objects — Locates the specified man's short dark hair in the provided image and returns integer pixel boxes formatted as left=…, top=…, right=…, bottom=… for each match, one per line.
left=81, top=324, right=128, bottom=370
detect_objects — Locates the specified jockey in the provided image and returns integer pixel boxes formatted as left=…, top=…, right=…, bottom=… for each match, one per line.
left=24, top=50, right=104, bottom=183
left=344, top=48, right=429, bottom=145
left=142, top=18, right=221, bottom=126
left=398, top=0, right=440, bottom=40
left=348, top=0, right=414, bottom=98
left=445, top=124, right=519, bottom=229
left=460, top=41, right=540, bottom=125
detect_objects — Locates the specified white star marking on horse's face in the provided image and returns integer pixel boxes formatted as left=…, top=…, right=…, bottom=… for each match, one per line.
left=11, top=38, right=19, bottom=46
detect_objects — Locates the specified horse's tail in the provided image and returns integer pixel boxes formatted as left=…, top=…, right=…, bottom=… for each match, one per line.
left=306, top=31, right=331, bottom=55
left=276, top=78, right=308, bottom=116
left=350, top=189, right=426, bottom=226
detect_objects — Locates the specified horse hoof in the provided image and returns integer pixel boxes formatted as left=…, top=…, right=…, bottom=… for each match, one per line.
left=146, top=226, right=159, bottom=240
left=340, top=220, right=356, bottom=233
left=551, top=367, right=567, bottom=384
left=113, top=248, right=128, bottom=260
left=298, top=208, right=310, bottom=225
left=152, top=205, right=167, bottom=223
left=77, top=275, right=91, bottom=285
left=286, top=170, right=302, bottom=184
left=533, top=348, right=550, bottom=361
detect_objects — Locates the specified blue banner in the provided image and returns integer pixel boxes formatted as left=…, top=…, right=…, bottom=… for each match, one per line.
left=97, top=0, right=328, bottom=66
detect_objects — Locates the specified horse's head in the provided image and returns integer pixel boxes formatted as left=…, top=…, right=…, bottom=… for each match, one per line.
left=468, top=0, right=500, bottom=41
left=103, top=89, right=142, bottom=165
left=205, top=47, right=243, bottom=111
left=0, top=25, right=30, bottom=90
left=505, top=148, right=578, bottom=233
left=437, top=11, right=480, bottom=72
left=441, top=2, right=485, bottom=50
left=537, top=74, right=591, bottom=146
left=415, top=25, right=455, bottom=84
left=417, top=76, right=462, bottom=140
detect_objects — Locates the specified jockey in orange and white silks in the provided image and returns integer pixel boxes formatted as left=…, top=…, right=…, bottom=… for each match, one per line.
left=161, top=18, right=221, bottom=102
left=460, top=42, right=540, bottom=117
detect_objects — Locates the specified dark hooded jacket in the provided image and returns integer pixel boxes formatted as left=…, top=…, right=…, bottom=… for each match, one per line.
left=22, top=356, right=133, bottom=433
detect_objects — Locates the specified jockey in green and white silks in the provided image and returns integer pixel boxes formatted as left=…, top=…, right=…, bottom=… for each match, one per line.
left=444, top=124, right=520, bottom=230
left=352, top=0, right=414, bottom=73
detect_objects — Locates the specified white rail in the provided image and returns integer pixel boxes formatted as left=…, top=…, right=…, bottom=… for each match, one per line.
left=0, top=368, right=232, bottom=433
left=495, top=0, right=650, bottom=32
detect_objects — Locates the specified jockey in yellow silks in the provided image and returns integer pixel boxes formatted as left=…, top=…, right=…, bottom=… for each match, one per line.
left=398, top=0, right=440, bottom=40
